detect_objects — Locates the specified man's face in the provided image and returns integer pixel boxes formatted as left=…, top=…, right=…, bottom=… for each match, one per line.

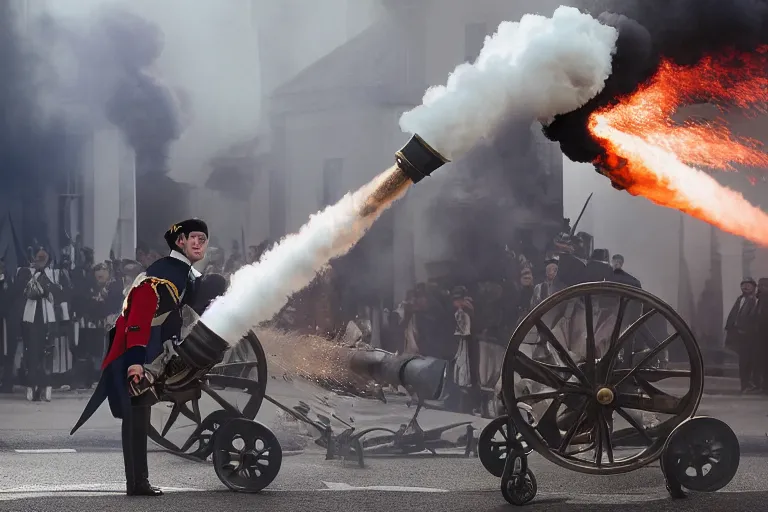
left=177, top=231, right=208, bottom=263
left=612, top=257, right=623, bottom=270
left=94, top=269, right=110, bottom=286
left=521, top=271, right=533, bottom=287
left=34, top=250, right=49, bottom=270
left=545, top=263, right=558, bottom=281
left=741, top=282, right=756, bottom=295
left=758, top=281, right=768, bottom=295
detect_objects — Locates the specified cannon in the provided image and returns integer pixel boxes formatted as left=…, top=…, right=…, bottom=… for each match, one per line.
left=477, top=281, right=740, bottom=505
left=142, top=319, right=473, bottom=480
left=134, top=319, right=275, bottom=493
left=137, top=132, right=462, bottom=489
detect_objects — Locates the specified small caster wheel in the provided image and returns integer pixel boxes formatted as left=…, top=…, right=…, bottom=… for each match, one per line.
left=479, top=415, right=532, bottom=478
left=501, top=468, right=537, bottom=505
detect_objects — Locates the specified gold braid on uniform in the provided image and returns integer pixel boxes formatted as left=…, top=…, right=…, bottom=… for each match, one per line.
left=120, top=275, right=182, bottom=318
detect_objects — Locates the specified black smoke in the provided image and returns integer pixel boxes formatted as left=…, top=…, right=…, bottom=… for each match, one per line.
left=36, top=6, right=186, bottom=176
left=427, top=121, right=562, bottom=285
left=545, top=0, right=768, bottom=163
left=32, top=5, right=193, bottom=249
left=0, top=3, right=79, bottom=253
left=99, top=8, right=184, bottom=176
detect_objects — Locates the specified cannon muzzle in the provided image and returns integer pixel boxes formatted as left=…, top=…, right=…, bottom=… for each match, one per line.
left=395, top=134, right=449, bottom=184
left=175, top=320, right=231, bottom=370
left=346, top=350, right=447, bottom=401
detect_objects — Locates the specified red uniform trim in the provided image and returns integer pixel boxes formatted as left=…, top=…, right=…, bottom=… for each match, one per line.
left=124, top=284, right=158, bottom=349
left=100, top=282, right=158, bottom=370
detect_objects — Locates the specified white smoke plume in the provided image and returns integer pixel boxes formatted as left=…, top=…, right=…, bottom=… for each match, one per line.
left=399, top=6, right=618, bottom=160
left=201, top=168, right=406, bottom=344
left=200, top=6, right=620, bottom=344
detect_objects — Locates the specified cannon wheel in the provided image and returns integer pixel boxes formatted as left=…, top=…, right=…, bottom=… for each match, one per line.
left=501, top=281, right=704, bottom=475
left=661, top=416, right=740, bottom=493
left=501, top=467, right=537, bottom=505
left=149, top=330, right=269, bottom=459
left=212, top=418, right=283, bottom=493
left=478, top=415, right=532, bottom=478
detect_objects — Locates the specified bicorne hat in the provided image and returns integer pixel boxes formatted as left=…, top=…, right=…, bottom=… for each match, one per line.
left=164, top=218, right=208, bottom=251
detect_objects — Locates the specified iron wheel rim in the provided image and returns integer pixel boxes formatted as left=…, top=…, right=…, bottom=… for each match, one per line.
left=212, top=418, right=282, bottom=492
left=501, top=281, right=704, bottom=475
left=662, top=416, right=740, bottom=492
left=478, top=415, right=532, bottom=478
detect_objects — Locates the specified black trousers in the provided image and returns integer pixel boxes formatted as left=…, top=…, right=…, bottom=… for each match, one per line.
left=76, top=328, right=106, bottom=388
left=121, top=402, right=151, bottom=489
left=0, top=330, right=16, bottom=390
left=736, top=342, right=758, bottom=390
left=22, top=322, right=52, bottom=388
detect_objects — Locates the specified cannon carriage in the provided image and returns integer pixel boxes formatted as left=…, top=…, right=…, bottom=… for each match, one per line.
left=142, top=306, right=477, bottom=492
left=138, top=321, right=280, bottom=493
left=477, top=280, right=740, bottom=506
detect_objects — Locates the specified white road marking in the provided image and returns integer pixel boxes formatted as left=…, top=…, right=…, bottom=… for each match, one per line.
left=14, top=449, right=77, bottom=454
left=320, top=482, right=448, bottom=493
left=0, top=483, right=203, bottom=500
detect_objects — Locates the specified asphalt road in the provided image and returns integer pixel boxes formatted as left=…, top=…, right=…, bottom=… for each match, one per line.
left=1, top=380, right=766, bottom=511
left=1, top=450, right=768, bottom=511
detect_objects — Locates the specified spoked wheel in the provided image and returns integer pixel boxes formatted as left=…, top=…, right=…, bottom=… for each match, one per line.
left=207, top=330, right=269, bottom=419
left=501, top=282, right=704, bottom=475
left=501, top=467, right=538, bottom=506
left=478, top=415, right=533, bottom=478
left=212, top=418, right=283, bottom=493
left=184, top=410, right=241, bottom=460
left=147, top=331, right=268, bottom=459
left=662, top=416, right=740, bottom=493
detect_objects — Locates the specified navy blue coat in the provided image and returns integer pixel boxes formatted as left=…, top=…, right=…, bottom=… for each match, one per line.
left=71, top=255, right=198, bottom=434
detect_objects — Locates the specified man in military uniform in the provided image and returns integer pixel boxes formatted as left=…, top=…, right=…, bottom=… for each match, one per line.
left=71, top=219, right=209, bottom=496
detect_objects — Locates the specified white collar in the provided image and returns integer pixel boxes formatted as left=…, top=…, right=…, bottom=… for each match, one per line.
left=170, top=250, right=202, bottom=278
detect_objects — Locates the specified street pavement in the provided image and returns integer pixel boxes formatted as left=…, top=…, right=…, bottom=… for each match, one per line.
left=1, top=376, right=766, bottom=511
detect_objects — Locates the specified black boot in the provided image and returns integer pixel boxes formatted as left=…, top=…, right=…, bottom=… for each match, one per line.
left=127, top=481, right=164, bottom=496
left=123, top=405, right=162, bottom=496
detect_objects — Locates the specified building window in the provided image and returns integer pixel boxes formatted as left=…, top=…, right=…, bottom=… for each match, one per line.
left=464, top=22, right=488, bottom=62
left=322, top=158, right=344, bottom=207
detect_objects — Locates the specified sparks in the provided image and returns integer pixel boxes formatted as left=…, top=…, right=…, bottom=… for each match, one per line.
left=589, top=47, right=768, bottom=246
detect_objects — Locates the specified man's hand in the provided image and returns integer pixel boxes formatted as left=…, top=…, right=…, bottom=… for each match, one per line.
left=127, top=364, right=144, bottom=383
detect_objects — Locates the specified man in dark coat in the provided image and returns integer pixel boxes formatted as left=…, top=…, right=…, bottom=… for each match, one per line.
left=610, top=254, right=642, bottom=288
left=584, top=249, right=614, bottom=282
left=0, top=259, right=15, bottom=393
left=725, top=277, right=759, bottom=393
left=16, top=246, right=72, bottom=401
left=754, top=277, right=768, bottom=392
left=70, top=218, right=209, bottom=496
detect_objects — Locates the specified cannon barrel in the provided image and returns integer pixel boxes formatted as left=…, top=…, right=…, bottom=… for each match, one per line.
left=357, top=134, right=450, bottom=220
left=172, top=321, right=448, bottom=402
left=396, top=134, right=449, bottom=184
left=175, top=320, right=231, bottom=370
left=340, top=349, right=448, bottom=401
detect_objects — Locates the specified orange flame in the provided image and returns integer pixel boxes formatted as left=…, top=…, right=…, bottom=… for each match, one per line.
left=589, top=47, right=768, bottom=246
